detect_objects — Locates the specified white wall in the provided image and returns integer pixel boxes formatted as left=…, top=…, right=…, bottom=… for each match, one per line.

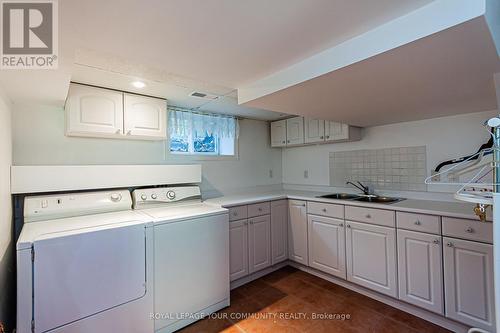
left=283, top=110, right=498, bottom=199
left=12, top=103, right=283, bottom=196
left=0, top=88, right=13, bottom=330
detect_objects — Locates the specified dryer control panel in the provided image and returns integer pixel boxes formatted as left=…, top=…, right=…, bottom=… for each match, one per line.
left=132, top=186, right=201, bottom=208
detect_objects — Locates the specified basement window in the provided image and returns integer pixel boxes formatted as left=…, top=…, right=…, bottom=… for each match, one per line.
left=168, top=109, right=238, bottom=158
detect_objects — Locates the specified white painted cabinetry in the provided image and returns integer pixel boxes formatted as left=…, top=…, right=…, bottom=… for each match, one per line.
left=345, top=221, right=397, bottom=297
left=286, top=117, right=304, bottom=145
left=304, top=118, right=325, bottom=143
left=271, top=200, right=288, bottom=264
left=443, top=237, right=495, bottom=331
left=288, top=200, right=308, bottom=265
left=397, top=230, right=443, bottom=314
left=66, top=83, right=167, bottom=140
left=308, top=215, right=346, bottom=279
left=270, top=120, right=287, bottom=147
left=229, top=219, right=249, bottom=281
left=123, top=93, right=167, bottom=139
left=248, top=215, right=271, bottom=273
left=66, top=84, right=124, bottom=138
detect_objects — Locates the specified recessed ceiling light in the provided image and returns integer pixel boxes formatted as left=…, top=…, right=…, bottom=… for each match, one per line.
left=131, top=81, right=146, bottom=89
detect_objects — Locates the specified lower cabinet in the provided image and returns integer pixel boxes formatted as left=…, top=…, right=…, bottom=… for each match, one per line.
left=288, top=200, right=308, bottom=265
left=248, top=215, right=272, bottom=273
left=229, top=212, right=272, bottom=281
left=229, top=220, right=249, bottom=281
left=443, top=237, right=495, bottom=331
left=346, top=221, right=397, bottom=297
left=271, top=200, right=288, bottom=264
left=308, top=215, right=346, bottom=279
left=397, top=230, right=443, bottom=314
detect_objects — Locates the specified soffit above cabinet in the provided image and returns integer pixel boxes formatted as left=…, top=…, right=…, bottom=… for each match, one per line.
left=238, top=0, right=500, bottom=127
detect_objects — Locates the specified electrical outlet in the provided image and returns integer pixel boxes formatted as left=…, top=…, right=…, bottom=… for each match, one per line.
left=304, top=170, right=309, bottom=179
left=269, top=169, right=273, bottom=178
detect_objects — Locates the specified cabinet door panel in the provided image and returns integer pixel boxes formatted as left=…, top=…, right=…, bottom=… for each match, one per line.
left=288, top=200, right=308, bottom=265
left=271, top=200, right=288, bottom=264
left=66, top=84, right=124, bottom=138
left=124, top=94, right=166, bottom=139
left=397, top=230, right=443, bottom=314
left=229, top=220, right=249, bottom=281
left=308, top=215, right=346, bottom=279
left=270, top=120, right=287, bottom=147
left=248, top=215, right=271, bottom=273
left=325, top=121, right=348, bottom=141
left=304, top=119, right=325, bottom=143
left=346, top=221, right=397, bottom=297
left=286, top=117, right=304, bottom=145
left=444, top=237, right=494, bottom=331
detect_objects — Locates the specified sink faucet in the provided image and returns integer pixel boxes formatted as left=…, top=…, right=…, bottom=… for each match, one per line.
left=346, top=181, right=370, bottom=195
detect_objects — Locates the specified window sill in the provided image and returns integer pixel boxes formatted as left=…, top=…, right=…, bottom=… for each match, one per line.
left=165, top=152, right=240, bottom=162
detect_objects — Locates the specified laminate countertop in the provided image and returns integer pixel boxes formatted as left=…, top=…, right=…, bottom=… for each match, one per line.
left=205, top=190, right=492, bottom=222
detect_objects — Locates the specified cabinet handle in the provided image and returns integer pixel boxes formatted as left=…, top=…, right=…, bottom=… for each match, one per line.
left=322, top=208, right=327, bottom=212
left=115, top=129, right=121, bottom=134
left=346, top=224, right=351, bottom=228
left=326, top=135, right=330, bottom=139
left=446, top=242, right=453, bottom=247
left=339, top=223, right=344, bottom=227
left=233, top=212, right=238, bottom=216
left=433, top=239, right=440, bottom=244
left=282, top=141, right=285, bottom=144
left=365, top=214, right=371, bottom=219
left=258, top=208, right=263, bottom=212
left=320, top=136, right=324, bottom=139
left=287, top=140, right=290, bottom=143
left=249, top=221, right=254, bottom=225
left=414, top=220, right=421, bottom=225
left=126, top=130, right=132, bottom=135
left=466, top=227, right=474, bottom=233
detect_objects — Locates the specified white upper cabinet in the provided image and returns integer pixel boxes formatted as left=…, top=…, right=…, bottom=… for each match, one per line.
left=123, top=94, right=167, bottom=140
left=304, top=118, right=325, bottom=144
left=66, top=84, right=124, bottom=138
left=286, top=117, right=304, bottom=145
left=397, top=230, right=443, bottom=314
left=65, top=83, right=167, bottom=140
left=270, top=117, right=361, bottom=147
left=444, top=237, right=495, bottom=331
left=325, top=121, right=361, bottom=142
left=346, top=221, right=397, bottom=297
left=270, top=120, right=287, bottom=147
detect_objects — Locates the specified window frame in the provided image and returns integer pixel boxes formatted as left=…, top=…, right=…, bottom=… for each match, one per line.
left=165, top=115, right=239, bottom=161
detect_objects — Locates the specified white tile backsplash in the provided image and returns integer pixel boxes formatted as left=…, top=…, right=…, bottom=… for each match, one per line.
left=330, top=146, right=427, bottom=192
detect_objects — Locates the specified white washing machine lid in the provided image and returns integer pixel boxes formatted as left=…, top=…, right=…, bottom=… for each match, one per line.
left=17, top=210, right=152, bottom=250
left=138, top=202, right=228, bottom=224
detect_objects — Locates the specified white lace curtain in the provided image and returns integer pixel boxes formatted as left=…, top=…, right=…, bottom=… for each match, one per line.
left=168, top=109, right=238, bottom=138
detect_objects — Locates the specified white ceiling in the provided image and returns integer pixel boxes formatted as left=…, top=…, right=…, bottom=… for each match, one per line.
left=242, top=17, right=500, bottom=126
left=1, top=0, right=497, bottom=125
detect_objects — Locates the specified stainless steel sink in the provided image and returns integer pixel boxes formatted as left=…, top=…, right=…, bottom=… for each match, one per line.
left=353, top=196, right=405, bottom=204
left=317, top=193, right=361, bottom=200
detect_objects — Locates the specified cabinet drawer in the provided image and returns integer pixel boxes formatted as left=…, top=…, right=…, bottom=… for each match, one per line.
left=396, top=212, right=441, bottom=234
left=248, top=202, right=270, bottom=218
left=345, top=206, right=395, bottom=227
left=228, top=205, right=248, bottom=221
left=307, top=201, right=344, bottom=219
left=442, top=217, right=492, bottom=243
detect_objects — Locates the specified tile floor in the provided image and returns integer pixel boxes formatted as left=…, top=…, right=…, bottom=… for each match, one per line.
left=179, top=266, right=452, bottom=333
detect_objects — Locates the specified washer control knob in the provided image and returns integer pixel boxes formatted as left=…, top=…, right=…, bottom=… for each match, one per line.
left=151, top=193, right=158, bottom=200
left=141, top=194, right=147, bottom=201
left=110, top=193, right=122, bottom=202
left=167, top=190, right=176, bottom=200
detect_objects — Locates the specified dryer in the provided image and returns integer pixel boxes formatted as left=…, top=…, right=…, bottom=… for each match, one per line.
left=16, top=190, right=154, bottom=333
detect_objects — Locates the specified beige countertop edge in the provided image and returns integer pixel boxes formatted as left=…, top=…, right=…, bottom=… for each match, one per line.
left=205, top=191, right=491, bottom=222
